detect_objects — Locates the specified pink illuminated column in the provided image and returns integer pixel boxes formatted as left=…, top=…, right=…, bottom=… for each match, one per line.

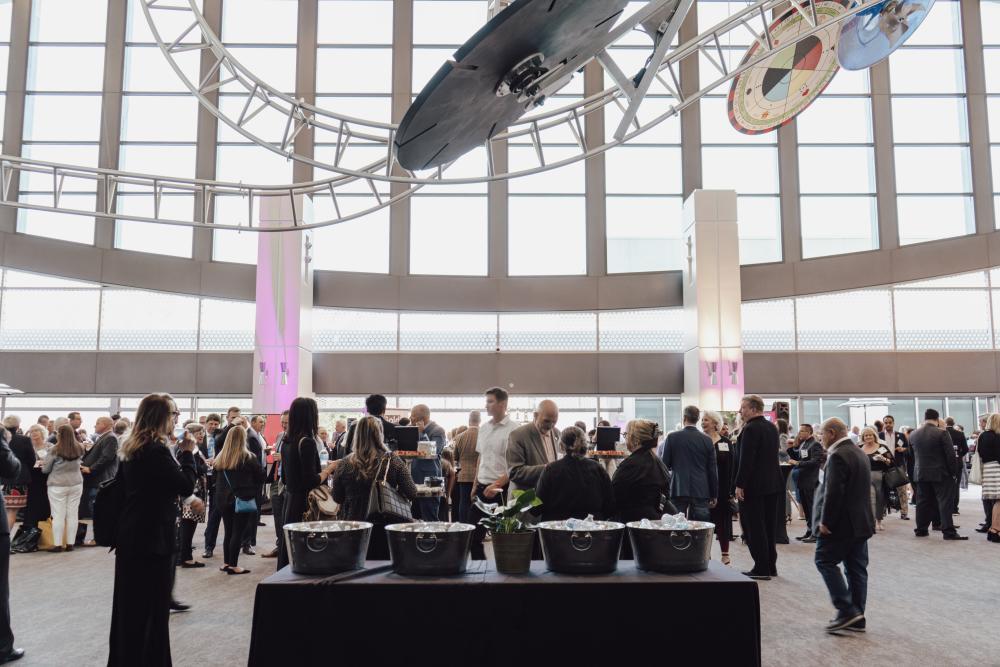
left=681, top=190, right=745, bottom=412
left=252, top=195, right=314, bottom=414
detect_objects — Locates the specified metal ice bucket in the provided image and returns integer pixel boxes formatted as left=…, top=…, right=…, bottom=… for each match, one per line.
left=537, top=520, right=625, bottom=574
left=385, top=522, right=474, bottom=576
left=283, top=521, right=373, bottom=575
left=626, top=520, right=715, bottom=573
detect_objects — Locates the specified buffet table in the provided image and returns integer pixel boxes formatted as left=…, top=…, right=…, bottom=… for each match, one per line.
left=248, top=561, right=761, bottom=666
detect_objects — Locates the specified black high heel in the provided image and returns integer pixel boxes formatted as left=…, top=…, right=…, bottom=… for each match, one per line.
left=226, top=567, right=251, bottom=575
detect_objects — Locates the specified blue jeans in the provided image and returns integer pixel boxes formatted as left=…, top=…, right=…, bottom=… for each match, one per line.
left=814, top=536, right=869, bottom=617
left=672, top=497, right=711, bottom=522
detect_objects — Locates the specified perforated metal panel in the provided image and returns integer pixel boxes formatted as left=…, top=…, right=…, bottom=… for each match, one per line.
left=0, top=288, right=100, bottom=350
left=499, top=312, right=597, bottom=351
left=399, top=313, right=496, bottom=351
left=598, top=309, right=684, bottom=351
left=894, top=289, right=992, bottom=350
left=796, top=290, right=893, bottom=350
left=100, top=289, right=199, bottom=350
left=741, top=299, right=795, bottom=350
left=199, top=298, right=256, bottom=351
left=313, top=308, right=397, bottom=351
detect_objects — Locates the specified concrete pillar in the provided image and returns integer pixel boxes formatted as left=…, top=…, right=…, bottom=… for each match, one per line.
left=252, top=195, right=314, bottom=414
left=681, top=189, right=744, bottom=412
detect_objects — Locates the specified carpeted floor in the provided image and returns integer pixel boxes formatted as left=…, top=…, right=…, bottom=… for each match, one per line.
left=7, top=488, right=1000, bottom=666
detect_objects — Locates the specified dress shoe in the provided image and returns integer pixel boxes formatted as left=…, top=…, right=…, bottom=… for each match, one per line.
left=987, top=532, right=1000, bottom=543
left=260, top=548, right=279, bottom=558
left=242, top=545, right=256, bottom=556
left=975, top=527, right=989, bottom=533
left=795, top=532, right=811, bottom=541
left=46, top=546, right=64, bottom=553
left=914, top=530, right=929, bottom=537
left=801, top=536, right=817, bottom=543
left=202, top=548, right=214, bottom=558
left=257, top=521, right=266, bottom=527
left=0, top=648, right=24, bottom=664
left=900, top=515, right=910, bottom=520
left=942, top=533, right=968, bottom=541
left=169, top=601, right=191, bottom=612
left=846, top=617, right=866, bottom=633
left=826, top=613, right=864, bottom=633
left=742, top=571, right=771, bottom=581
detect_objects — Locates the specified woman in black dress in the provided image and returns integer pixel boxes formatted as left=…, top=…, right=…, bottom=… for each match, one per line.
left=278, top=397, right=337, bottom=570
left=331, top=416, right=417, bottom=560
left=536, top=427, right=614, bottom=523
left=109, top=394, right=203, bottom=667
left=702, top=411, right=735, bottom=565
left=611, top=419, right=671, bottom=559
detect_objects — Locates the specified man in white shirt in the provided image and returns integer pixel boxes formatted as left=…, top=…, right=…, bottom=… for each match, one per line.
left=469, top=387, right=518, bottom=560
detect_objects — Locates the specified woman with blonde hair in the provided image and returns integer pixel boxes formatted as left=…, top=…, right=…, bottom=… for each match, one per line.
left=612, top=419, right=672, bottom=558
left=212, top=426, right=266, bottom=575
left=331, top=416, right=417, bottom=560
left=859, top=427, right=893, bottom=532
left=109, top=393, right=203, bottom=666
left=702, top=411, right=736, bottom=565
left=977, top=413, right=1000, bottom=543
left=42, top=424, right=84, bottom=552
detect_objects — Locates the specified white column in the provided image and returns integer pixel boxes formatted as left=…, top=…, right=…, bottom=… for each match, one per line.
left=252, top=195, right=314, bottom=414
left=681, top=190, right=744, bottom=412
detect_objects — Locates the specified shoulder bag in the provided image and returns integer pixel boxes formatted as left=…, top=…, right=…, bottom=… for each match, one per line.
left=969, top=448, right=983, bottom=486
left=223, top=470, right=257, bottom=514
left=883, top=464, right=910, bottom=489
left=304, top=437, right=339, bottom=521
left=365, top=455, right=413, bottom=524
left=93, top=464, right=125, bottom=547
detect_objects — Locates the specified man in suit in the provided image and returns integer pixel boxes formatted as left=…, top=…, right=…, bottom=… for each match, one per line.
left=909, top=409, right=967, bottom=540
left=879, top=415, right=910, bottom=520
left=944, top=417, right=968, bottom=514
left=734, top=394, right=784, bottom=581
left=241, top=415, right=267, bottom=555
left=0, top=427, right=24, bottom=663
left=661, top=405, right=717, bottom=522
left=813, top=417, right=875, bottom=633
left=507, top=400, right=561, bottom=495
left=787, top=423, right=825, bottom=542
left=262, top=411, right=289, bottom=560
left=76, top=416, right=119, bottom=546
left=345, top=394, right=397, bottom=454
left=409, top=404, right=447, bottom=521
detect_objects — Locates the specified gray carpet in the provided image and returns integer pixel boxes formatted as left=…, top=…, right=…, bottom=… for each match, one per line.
left=8, top=488, right=1000, bottom=666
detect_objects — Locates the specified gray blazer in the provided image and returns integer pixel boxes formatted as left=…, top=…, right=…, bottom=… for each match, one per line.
left=909, top=424, right=957, bottom=483
left=661, top=426, right=718, bottom=500
left=506, top=423, right=560, bottom=492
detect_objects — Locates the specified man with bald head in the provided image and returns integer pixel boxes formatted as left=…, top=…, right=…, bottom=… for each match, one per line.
left=813, top=417, right=875, bottom=633
left=77, top=415, right=119, bottom=546
left=410, top=404, right=447, bottom=521
left=506, top=400, right=560, bottom=494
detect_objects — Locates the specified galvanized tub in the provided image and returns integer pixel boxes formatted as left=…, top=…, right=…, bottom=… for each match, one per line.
left=537, top=520, right=625, bottom=574
left=626, top=520, right=715, bottom=573
left=385, top=522, right=475, bottom=576
left=283, top=521, right=373, bottom=575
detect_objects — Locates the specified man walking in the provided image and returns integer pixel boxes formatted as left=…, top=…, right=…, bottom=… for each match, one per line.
left=661, top=405, right=717, bottom=522
left=788, top=423, right=825, bottom=542
left=909, top=409, right=967, bottom=540
left=734, top=395, right=783, bottom=580
left=813, top=417, right=875, bottom=633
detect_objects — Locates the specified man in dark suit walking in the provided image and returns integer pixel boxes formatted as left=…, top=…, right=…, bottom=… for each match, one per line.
left=813, top=417, right=875, bottom=633
left=909, top=409, right=967, bottom=540
left=662, top=405, right=718, bottom=521
left=735, top=394, right=784, bottom=581
left=787, top=423, right=825, bottom=542
left=0, top=427, right=24, bottom=663
left=944, top=417, right=968, bottom=515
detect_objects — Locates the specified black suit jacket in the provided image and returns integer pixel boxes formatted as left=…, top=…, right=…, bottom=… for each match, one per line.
left=535, top=455, right=614, bottom=523
left=734, top=416, right=784, bottom=497
left=909, top=424, right=957, bottom=482
left=787, top=437, right=825, bottom=490
left=344, top=416, right=397, bottom=454
left=116, top=442, right=194, bottom=557
left=879, top=430, right=909, bottom=467
left=816, top=439, right=875, bottom=540
left=5, top=434, right=34, bottom=487
left=82, top=431, right=119, bottom=487
left=0, top=434, right=22, bottom=534
left=946, top=427, right=968, bottom=466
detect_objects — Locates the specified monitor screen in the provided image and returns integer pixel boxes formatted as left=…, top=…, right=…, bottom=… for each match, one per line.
left=395, top=426, right=419, bottom=451
left=595, top=426, right=620, bottom=450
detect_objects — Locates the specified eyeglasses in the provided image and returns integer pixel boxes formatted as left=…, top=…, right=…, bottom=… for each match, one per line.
left=170, top=411, right=181, bottom=418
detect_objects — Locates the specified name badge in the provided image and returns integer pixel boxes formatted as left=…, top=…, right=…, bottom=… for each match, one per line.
left=717, top=443, right=729, bottom=452
left=802, top=452, right=809, bottom=459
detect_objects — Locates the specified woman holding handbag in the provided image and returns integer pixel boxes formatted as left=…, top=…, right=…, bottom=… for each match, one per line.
left=978, top=414, right=1000, bottom=543
left=212, top=426, right=266, bottom=575
left=278, top=397, right=337, bottom=570
left=332, top=416, right=417, bottom=560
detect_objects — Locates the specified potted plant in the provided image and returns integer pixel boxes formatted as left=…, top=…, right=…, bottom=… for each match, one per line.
left=474, top=489, right=542, bottom=574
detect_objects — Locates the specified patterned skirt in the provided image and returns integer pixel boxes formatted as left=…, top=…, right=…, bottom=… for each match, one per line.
left=982, top=461, right=1000, bottom=500
left=3, top=486, right=28, bottom=510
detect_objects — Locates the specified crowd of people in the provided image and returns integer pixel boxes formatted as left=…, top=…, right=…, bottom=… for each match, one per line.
left=0, top=390, right=995, bottom=663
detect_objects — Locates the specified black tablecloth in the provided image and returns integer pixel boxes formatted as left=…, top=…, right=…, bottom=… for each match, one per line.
left=248, top=561, right=761, bottom=667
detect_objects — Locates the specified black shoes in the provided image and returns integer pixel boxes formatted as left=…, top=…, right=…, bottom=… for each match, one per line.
left=987, top=532, right=1000, bottom=543
left=742, top=571, right=771, bottom=581
left=974, top=526, right=989, bottom=533
left=202, top=548, right=214, bottom=558
left=795, top=532, right=812, bottom=541
left=801, top=536, right=817, bottom=543
left=942, top=533, right=968, bottom=541
left=826, top=613, right=864, bottom=633
left=0, top=648, right=24, bottom=664
left=242, top=545, right=256, bottom=556
left=169, top=601, right=191, bottom=613
left=260, top=548, right=279, bottom=558
left=914, top=530, right=929, bottom=537
left=900, top=515, right=910, bottom=520
left=846, top=618, right=866, bottom=633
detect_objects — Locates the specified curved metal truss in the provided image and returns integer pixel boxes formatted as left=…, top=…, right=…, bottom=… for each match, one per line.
left=0, top=0, right=882, bottom=231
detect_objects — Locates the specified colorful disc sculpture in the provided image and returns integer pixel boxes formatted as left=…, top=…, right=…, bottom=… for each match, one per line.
left=728, top=0, right=849, bottom=135
left=837, top=0, right=937, bottom=71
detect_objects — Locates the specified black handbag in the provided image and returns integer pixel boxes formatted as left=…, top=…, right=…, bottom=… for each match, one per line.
left=365, top=455, right=412, bottom=525
left=884, top=465, right=910, bottom=489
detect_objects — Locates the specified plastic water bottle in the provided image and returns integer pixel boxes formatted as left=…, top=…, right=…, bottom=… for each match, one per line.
left=318, top=445, right=329, bottom=466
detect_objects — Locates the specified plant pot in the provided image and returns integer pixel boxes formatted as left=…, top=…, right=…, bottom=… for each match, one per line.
left=492, top=531, right=534, bottom=574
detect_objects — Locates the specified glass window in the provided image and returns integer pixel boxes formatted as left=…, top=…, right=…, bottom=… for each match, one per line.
left=796, top=97, right=872, bottom=144
left=889, top=48, right=965, bottom=95
left=409, top=197, right=488, bottom=276
left=27, top=46, right=105, bottom=91
left=984, top=1, right=1000, bottom=45
left=310, top=202, right=390, bottom=274
left=31, top=0, right=108, bottom=42
left=702, top=147, right=780, bottom=193
left=100, top=290, right=199, bottom=350
left=508, top=197, right=586, bottom=276
left=741, top=299, right=796, bottom=351
left=313, top=308, right=398, bottom=351
left=895, top=146, right=970, bottom=194
left=0, top=286, right=100, bottom=350
left=499, top=313, right=597, bottom=351
left=399, top=313, right=497, bottom=351
left=213, top=228, right=260, bottom=265
left=413, top=1, right=487, bottom=45
left=796, top=290, right=893, bottom=350
left=221, top=0, right=298, bottom=43
left=604, top=146, right=682, bottom=195
left=606, top=197, right=684, bottom=273
left=800, top=197, right=877, bottom=259
left=735, top=196, right=782, bottom=265
left=946, top=397, right=976, bottom=432
left=897, top=196, right=974, bottom=246
left=894, top=289, right=992, bottom=350
left=892, top=97, right=968, bottom=143
left=598, top=309, right=684, bottom=351
left=318, top=1, right=393, bottom=44
left=799, top=147, right=875, bottom=194
left=199, top=298, right=256, bottom=351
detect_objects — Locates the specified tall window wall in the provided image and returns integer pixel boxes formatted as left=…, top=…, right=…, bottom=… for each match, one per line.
left=18, top=0, right=108, bottom=245
left=984, top=0, right=1000, bottom=228
left=891, top=0, right=974, bottom=246
left=697, top=1, right=782, bottom=265
left=0, top=2, right=11, bottom=153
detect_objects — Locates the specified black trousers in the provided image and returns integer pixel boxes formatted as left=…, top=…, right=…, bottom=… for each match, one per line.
left=984, top=499, right=995, bottom=531
left=178, top=519, right=197, bottom=563
left=469, top=482, right=507, bottom=560
left=222, top=505, right=255, bottom=568
left=0, top=534, right=12, bottom=655
left=798, top=483, right=817, bottom=532
left=915, top=480, right=957, bottom=534
left=271, top=486, right=286, bottom=556
left=203, top=494, right=223, bottom=551
left=742, top=493, right=780, bottom=575
left=242, top=486, right=264, bottom=547
left=108, top=551, right=174, bottom=666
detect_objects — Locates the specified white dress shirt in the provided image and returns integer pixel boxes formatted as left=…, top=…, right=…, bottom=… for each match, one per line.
left=475, top=415, right=517, bottom=486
